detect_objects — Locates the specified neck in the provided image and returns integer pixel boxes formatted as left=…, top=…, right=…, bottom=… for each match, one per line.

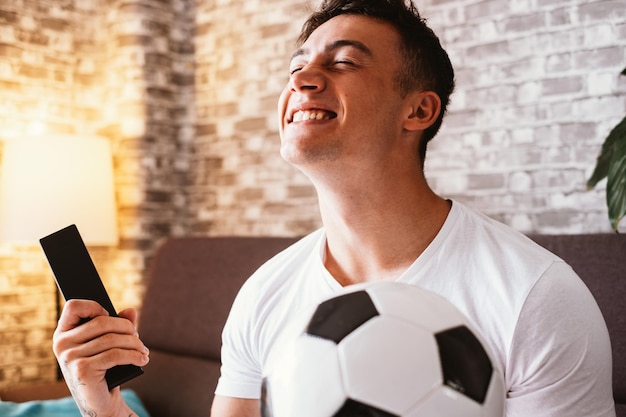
left=314, top=171, right=451, bottom=286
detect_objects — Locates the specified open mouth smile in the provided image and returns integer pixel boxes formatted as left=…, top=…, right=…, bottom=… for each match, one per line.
left=290, top=109, right=337, bottom=123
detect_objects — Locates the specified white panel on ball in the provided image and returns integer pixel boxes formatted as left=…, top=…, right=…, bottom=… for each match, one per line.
left=338, top=316, right=441, bottom=414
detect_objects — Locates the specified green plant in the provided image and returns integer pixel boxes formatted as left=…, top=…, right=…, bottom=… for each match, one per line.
left=586, top=67, right=626, bottom=232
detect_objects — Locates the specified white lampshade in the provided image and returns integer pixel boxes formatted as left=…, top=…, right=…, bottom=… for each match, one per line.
left=0, top=135, right=118, bottom=245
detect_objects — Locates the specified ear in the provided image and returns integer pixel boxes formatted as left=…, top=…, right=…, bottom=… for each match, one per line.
left=402, top=91, right=441, bottom=132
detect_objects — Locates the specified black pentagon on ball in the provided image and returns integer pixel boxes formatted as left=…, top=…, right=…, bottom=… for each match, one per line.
left=333, top=398, right=399, bottom=417
left=435, top=325, right=493, bottom=404
left=306, top=290, right=379, bottom=344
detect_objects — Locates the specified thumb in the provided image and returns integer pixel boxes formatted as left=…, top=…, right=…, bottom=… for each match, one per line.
left=57, top=299, right=109, bottom=332
left=118, top=307, right=138, bottom=327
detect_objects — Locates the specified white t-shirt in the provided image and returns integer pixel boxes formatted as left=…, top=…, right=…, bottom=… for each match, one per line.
left=215, top=201, right=615, bottom=416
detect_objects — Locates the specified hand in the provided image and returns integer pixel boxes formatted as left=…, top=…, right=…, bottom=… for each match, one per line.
left=53, top=299, right=150, bottom=417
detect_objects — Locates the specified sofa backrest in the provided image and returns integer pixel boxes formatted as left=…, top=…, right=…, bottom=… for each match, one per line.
left=128, top=234, right=625, bottom=417
left=127, top=236, right=298, bottom=417
left=530, top=233, right=625, bottom=413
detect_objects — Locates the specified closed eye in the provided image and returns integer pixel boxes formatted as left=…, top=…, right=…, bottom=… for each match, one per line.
left=330, top=59, right=359, bottom=71
left=290, top=61, right=353, bottom=75
left=290, top=66, right=303, bottom=75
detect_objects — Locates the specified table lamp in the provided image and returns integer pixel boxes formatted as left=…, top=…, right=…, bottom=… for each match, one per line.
left=0, top=135, right=118, bottom=245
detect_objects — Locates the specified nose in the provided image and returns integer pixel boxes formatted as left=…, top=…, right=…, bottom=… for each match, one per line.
left=290, top=65, right=326, bottom=93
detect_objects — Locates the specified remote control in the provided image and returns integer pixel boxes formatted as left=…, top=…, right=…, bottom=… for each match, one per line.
left=40, top=224, right=144, bottom=390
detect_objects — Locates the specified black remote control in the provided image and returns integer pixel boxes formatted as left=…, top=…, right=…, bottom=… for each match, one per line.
left=40, top=224, right=144, bottom=390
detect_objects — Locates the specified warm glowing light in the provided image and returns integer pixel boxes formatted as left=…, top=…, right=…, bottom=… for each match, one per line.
left=26, top=120, right=47, bottom=136
left=0, top=135, right=118, bottom=245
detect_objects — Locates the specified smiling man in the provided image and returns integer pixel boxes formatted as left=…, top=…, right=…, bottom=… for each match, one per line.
left=53, top=1, right=615, bottom=417
left=212, top=1, right=615, bottom=416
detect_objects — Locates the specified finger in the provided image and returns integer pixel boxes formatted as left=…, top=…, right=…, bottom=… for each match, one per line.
left=58, top=332, right=149, bottom=384
left=95, top=345, right=150, bottom=369
left=117, top=308, right=138, bottom=327
left=67, top=331, right=149, bottom=361
left=68, top=344, right=149, bottom=380
left=57, top=315, right=138, bottom=348
left=57, top=299, right=109, bottom=332
left=54, top=315, right=139, bottom=362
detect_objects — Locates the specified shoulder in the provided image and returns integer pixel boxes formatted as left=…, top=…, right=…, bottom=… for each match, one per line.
left=225, top=228, right=326, bottom=333
left=448, top=201, right=563, bottom=285
left=437, top=201, right=562, bottom=289
left=505, top=261, right=614, bottom=415
left=216, top=229, right=327, bottom=398
left=448, top=203, right=614, bottom=414
left=417, top=202, right=579, bottom=367
left=235, top=229, right=325, bottom=298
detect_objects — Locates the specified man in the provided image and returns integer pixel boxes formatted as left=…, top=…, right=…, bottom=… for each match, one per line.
left=54, top=0, right=615, bottom=416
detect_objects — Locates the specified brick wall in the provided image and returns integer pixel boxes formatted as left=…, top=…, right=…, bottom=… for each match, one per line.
left=421, top=0, right=626, bottom=233
left=191, top=0, right=625, bottom=237
left=0, top=0, right=624, bottom=389
left=0, top=0, right=195, bottom=388
left=0, top=0, right=104, bottom=388
left=190, top=0, right=321, bottom=236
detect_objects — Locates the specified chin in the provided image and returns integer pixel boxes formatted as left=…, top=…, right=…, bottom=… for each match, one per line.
left=279, top=143, right=302, bottom=166
left=280, top=135, right=342, bottom=166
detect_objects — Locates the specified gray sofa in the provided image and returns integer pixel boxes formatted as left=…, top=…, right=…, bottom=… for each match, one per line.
left=1, top=234, right=624, bottom=416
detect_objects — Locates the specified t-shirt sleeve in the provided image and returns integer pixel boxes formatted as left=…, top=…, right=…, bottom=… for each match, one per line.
left=505, top=261, right=615, bottom=417
left=214, top=280, right=264, bottom=399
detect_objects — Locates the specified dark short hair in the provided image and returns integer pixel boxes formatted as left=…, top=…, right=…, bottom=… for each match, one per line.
left=298, top=0, right=455, bottom=161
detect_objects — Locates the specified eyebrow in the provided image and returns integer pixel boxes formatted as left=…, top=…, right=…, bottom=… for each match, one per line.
left=290, top=39, right=374, bottom=62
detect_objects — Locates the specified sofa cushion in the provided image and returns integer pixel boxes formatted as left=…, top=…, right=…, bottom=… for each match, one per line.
left=131, top=237, right=298, bottom=416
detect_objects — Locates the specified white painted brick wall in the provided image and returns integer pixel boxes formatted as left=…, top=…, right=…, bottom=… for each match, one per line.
left=421, top=0, right=626, bottom=233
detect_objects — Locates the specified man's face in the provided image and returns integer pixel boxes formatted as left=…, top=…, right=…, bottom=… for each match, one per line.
left=278, top=14, right=410, bottom=173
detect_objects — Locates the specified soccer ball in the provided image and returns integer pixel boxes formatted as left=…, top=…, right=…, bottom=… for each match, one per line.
left=261, top=281, right=505, bottom=417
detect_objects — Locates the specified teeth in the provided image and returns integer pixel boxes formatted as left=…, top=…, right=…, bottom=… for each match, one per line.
left=292, top=110, right=331, bottom=122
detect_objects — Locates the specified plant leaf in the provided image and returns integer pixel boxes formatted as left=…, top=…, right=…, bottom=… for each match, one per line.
left=607, top=130, right=626, bottom=231
left=587, top=116, right=626, bottom=189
